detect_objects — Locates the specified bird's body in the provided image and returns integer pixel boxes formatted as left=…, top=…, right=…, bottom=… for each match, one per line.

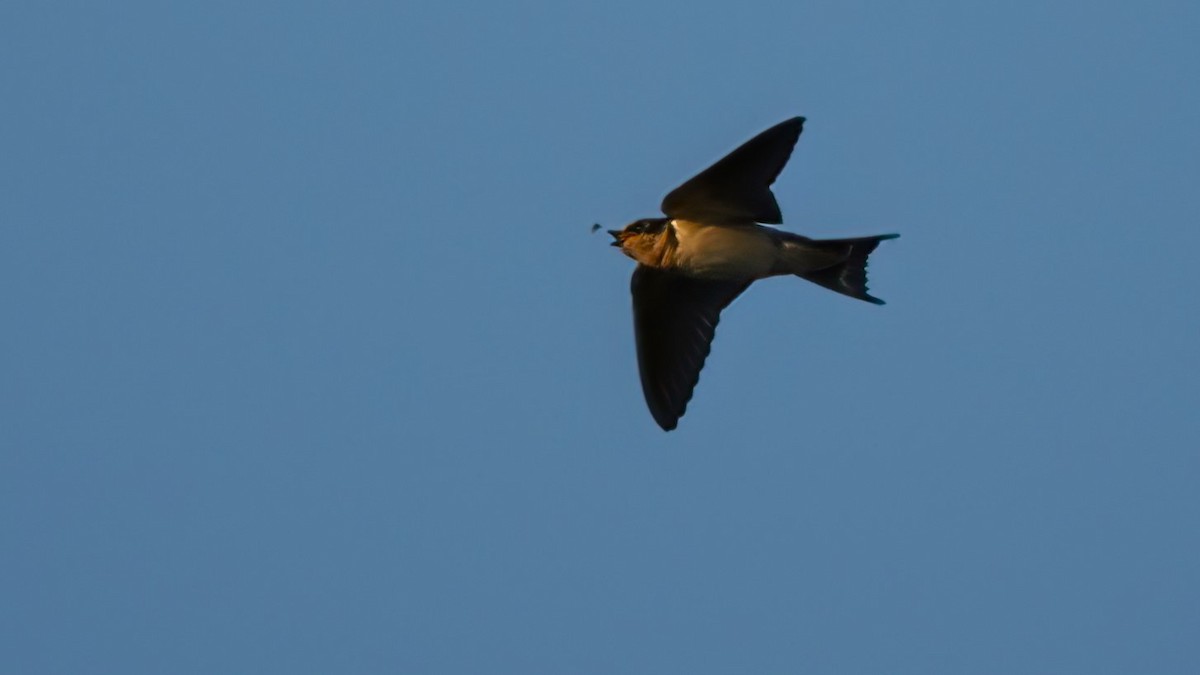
left=616, top=217, right=868, bottom=280
left=668, top=219, right=779, bottom=279
left=608, top=116, right=899, bottom=431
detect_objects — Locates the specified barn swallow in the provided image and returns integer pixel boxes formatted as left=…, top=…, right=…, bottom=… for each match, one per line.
left=609, top=116, right=898, bottom=431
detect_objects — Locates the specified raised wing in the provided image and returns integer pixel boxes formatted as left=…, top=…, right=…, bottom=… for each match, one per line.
left=630, top=265, right=750, bottom=431
left=660, top=117, right=804, bottom=225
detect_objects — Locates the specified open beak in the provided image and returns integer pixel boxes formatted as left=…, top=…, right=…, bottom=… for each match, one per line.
left=608, top=230, right=623, bottom=247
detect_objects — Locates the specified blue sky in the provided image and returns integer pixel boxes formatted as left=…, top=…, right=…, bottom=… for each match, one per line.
left=3, top=2, right=1198, bottom=673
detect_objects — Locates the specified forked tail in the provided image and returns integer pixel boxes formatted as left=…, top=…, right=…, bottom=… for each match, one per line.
left=797, top=234, right=899, bottom=304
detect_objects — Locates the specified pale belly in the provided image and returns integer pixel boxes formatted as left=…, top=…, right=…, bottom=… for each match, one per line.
left=671, top=220, right=778, bottom=279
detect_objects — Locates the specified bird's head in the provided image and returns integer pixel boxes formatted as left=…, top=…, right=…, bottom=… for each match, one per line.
left=608, top=218, right=671, bottom=265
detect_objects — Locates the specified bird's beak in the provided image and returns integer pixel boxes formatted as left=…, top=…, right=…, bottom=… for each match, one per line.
left=608, top=230, right=623, bottom=247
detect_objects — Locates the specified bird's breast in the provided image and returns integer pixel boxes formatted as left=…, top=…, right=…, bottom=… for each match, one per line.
left=669, top=220, right=778, bottom=280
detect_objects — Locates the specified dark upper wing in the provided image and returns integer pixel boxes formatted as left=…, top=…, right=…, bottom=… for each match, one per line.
left=631, top=265, right=751, bottom=431
left=660, top=117, right=804, bottom=225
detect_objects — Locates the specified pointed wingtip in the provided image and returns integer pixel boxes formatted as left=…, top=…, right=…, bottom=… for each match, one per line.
left=784, top=116, right=805, bottom=134
left=648, top=404, right=680, bottom=431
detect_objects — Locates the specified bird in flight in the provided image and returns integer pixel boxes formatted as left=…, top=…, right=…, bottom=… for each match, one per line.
left=608, top=116, right=898, bottom=431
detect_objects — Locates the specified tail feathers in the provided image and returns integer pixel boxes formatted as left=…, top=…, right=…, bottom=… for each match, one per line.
left=798, top=234, right=898, bottom=305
